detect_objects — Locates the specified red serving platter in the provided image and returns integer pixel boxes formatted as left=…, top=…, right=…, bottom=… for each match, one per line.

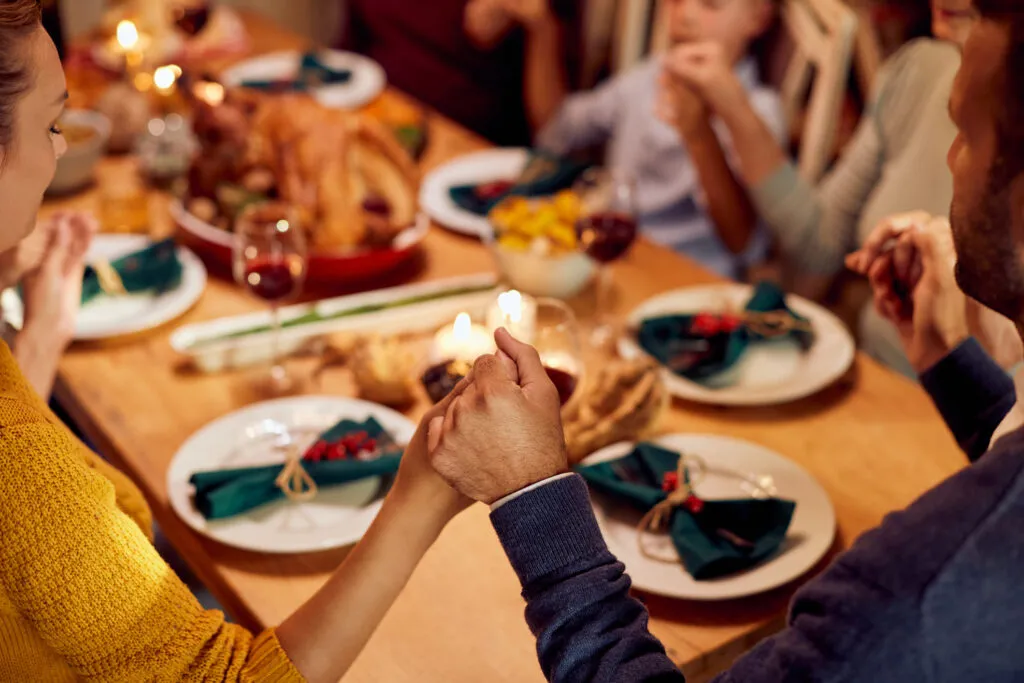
left=170, top=200, right=429, bottom=283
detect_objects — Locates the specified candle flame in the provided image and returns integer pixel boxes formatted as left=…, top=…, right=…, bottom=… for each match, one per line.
left=497, top=290, right=524, bottom=324
left=194, top=81, right=225, bottom=106
left=116, top=20, right=140, bottom=51
left=453, top=313, right=472, bottom=341
left=153, top=65, right=178, bottom=92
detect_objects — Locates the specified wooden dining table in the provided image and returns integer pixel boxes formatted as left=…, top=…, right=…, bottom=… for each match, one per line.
left=45, top=11, right=968, bottom=683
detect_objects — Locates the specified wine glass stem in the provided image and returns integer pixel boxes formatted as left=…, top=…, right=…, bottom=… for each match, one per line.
left=269, top=304, right=284, bottom=379
left=595, top=265, right=611, bottom=326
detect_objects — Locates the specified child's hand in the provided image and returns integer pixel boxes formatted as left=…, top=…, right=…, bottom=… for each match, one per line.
left=664, top=42, right=746, bottom=115
left=656, top=71, right=707, bottom=139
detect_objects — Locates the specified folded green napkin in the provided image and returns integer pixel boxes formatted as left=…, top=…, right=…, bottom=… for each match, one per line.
left=576, top=442, right=796, bottom=581
left=449, top=151, right=591, bottom=216
left=81, top=238, right=184, bottom=305
left=241, top=52, right=353, bottom=92
left=189, top=417, right=403, bottom=520
left=637, top=281, right=815, bottom=384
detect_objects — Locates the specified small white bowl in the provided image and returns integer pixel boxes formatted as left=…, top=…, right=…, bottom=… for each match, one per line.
left=46, top=110, right=111, bottom=196
left=489, top=240, right=596, bottom=300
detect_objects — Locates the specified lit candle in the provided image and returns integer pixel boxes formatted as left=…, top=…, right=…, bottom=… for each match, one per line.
left=486, top=290, right=537, bottom=343
left=153, top=65, right=178, bottom=94
left=116, top=20, right=140, bottom=52
left=431, top=313, right=496, bottom=364
left=194, top=80, right=226, bottom=107
left=116, top=20, right=144, bottom=75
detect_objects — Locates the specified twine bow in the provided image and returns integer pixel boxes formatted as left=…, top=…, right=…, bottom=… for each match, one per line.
left=740, top=310, right=813, bottom=338
left=275, top=445, right=318, bottom=502
left=92, top=259, right=127, bottom=297
left=636, top=453, right=707, bottom=561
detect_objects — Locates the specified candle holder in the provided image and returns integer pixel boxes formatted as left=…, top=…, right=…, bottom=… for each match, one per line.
left=136, top=113, right=197, bottom=185
left=421, top=312, right=495, bottom=403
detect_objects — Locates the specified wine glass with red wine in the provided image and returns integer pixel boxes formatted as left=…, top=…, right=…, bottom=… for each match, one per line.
left=574, top=168, right=639, bottom=349
left=233, top=202, right=308, bottom=394
left=534, top=298, right=585, bottom=411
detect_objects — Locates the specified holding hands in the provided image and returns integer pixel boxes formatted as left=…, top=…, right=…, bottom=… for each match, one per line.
left=428, top=328, right=568, bottom=504
left=401, top=327, right=568, bottom=517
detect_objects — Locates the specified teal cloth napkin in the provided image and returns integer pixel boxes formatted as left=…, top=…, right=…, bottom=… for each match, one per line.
left=576, top=442, right=796, bottom=580
left=80, top=238, right=183, bottom=305
left=448, top=151, right=591, bottom=216
left=189, top=417, right=402, bottom=520
left=637, top=281, right=814, bottom=384
left=240, top=52, right=353, bottom=91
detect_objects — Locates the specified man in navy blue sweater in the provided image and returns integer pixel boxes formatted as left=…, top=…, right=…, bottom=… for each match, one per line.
left=427, top=4, right=1024, bottom=681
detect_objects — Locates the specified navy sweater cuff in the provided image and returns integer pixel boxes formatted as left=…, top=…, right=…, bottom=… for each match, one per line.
left=920, top=337, right=1015, bottom=459
left=490, top=474, right=611, bottom=589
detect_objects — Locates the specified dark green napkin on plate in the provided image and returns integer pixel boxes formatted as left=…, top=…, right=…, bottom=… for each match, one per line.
left=240, top=52, right=352, bottom=92
left=576, top=442, right=796, bottom=581
left=448, top=151, right=591, bottom=216
left=81, top=238, right=183, bottom=305
left=637, top=281, right=814, bottom=384
left=189, top=417, right=402, bottom=520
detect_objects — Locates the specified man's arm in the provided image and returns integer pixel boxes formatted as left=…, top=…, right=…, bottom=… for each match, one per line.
left=919, top=338, right=1015, bottom=461
left=491, top=475, right=684, bottom=683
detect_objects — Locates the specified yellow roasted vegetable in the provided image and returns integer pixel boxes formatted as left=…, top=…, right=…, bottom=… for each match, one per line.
left=489, top=193, right=581, bottom=254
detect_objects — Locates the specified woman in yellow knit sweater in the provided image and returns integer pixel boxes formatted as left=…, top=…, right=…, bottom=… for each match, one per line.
left=0, top=2, right=475, bottom=680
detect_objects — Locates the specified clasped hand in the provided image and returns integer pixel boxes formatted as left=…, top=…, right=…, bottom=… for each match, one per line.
left=391, top=328, right=569, bottom=525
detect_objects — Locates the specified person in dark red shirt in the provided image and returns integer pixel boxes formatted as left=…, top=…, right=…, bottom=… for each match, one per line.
left=339, top=0, right=579, bottom=146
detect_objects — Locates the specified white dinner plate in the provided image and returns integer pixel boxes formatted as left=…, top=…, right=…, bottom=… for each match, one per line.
left=220, top=50, right=386, bottom=110
left=619, top=284, right=856, bottom=406
left=582, top=434, right=836, bottom=600
left=419, top=148, right=529, bottom=238
left=1, top=234, right=206, bottom=341
left=168, top=396, right=415, bottom=554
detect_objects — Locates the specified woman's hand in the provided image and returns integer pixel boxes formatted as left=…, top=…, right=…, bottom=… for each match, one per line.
left=0, top=214, right=62, bottom=292
left=386, top=378, right=477, bottom=532
left=20, top=212, right=96, bottom=345
left=15, top=213, right=96, bottom=398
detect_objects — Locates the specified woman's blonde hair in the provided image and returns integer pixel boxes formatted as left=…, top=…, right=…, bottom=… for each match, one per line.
left=0, top=0, right=42, bottom=163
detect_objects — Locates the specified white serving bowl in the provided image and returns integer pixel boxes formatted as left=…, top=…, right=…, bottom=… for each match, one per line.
left=488, top=240, right=596, bottom=300
left=47, top=110, right=111, bottom=196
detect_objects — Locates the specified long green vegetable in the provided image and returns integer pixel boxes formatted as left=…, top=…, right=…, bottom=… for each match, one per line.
left=189, top=283, right=496, bottom=349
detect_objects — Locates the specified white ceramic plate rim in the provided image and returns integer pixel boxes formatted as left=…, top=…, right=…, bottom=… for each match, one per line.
left=1, top=235, right=207, bottom=340
left=618, top=284, right=856, bottom=406
left=419, top=148, right=529, bottom=238
left=581, top=433, right=836, bottom=600
left=220, top=49, right=387, bottom=110
left=167, top=395, right=415, bottom=554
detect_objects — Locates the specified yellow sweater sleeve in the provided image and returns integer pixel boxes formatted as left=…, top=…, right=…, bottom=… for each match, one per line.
left=0, top=405, right=306, bottom=682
